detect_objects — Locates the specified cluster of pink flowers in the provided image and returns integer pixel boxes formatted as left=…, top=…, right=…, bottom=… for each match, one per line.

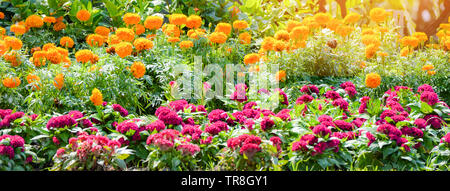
left=112, top=104, right=129, bottom=117
left=68, top=110, right=93, bottom=128
left=442, top=133, right=450, bottom=145
left=0, top=110, right=25, bottom=128
left=340, top=81, right=357, bottom=98
left=227, top=134, right=262, bottom=159
left=230, top=83, right=248, bottom=103
left=60, top=133, right=122, bottom=160
left=300, top=84, right=320, bottom=95
left=292, top=133, right=340, bottom=156
left=0, top=135, right=25, bottom=159
left=177, top=143, right=201, bottom=156
left=155, top=106, right=183, bottom=125
left=46, top=114, right=77, bottom=130
left=146, top=129, right=180, bottom=151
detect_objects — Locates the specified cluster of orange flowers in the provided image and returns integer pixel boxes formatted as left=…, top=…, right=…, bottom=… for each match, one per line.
left=422, top=64, right=436, bottom=75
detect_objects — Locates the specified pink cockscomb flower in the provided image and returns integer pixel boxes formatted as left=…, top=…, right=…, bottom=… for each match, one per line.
left=112, top=104, right=129, bottom=117
left=420, top=91, right=439, bottom=106
left=260, top=117, right=275, bottom=131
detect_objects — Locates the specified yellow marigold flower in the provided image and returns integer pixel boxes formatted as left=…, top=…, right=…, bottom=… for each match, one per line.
left=2, top=77, right=21, bottom=88
left=427, top=70, right=436, bottom=75
left=130, top=61, right=146, bottom=78
left=123, top=13, right=141, bottom=25
left=42, top=43, right=56, bottom=51
left=162, top=24, right=180, bottom=37
left=290, top=26, right=309, bottom=41
left=60, top=36, right=74, bottom=48
left=325, top=18, right=342, bottom=32
left=4, top=51, right=21, bottom=67
left=314, top=13, right=331, bottom=25
left=343, top=12, right=361, bottom=24
left=169, top=14, right=187, bottom=26
left=53, top=21, right=66, bottom=31
left=95, top=26, right=111, bottom=36
left=116, top=28, right=135, bottom=42
left=4, top=36, right=22, bottom=50
left=86, top=34, right=105, bottom=47
left=336, top=25, right=354, bottom=37
left=400, top=36, right=419, bottom=48
left=412, top=32, right=428, bottom=43
left=422, top=64, right=434, bottom=71
left=179, top=40, right=194, bottom=49
left=275, top=70, right=286, bottom=82
left=0, top=27, right=6, bottom=36
left=0, top=41, right=7, bottom=55
left=369, top=8, right=388, bottom=23
left=376, top=27, right=389, bottom=33
left=261, top=36, right=276, bottom=51
left=187, top=29, right=205, bottom=39
left=440, top=23, right=450, bottom=30
left=43, top=16, right=56, bottom=24
left=239, top=32, right=251, bottom=44
left=114, top=42, right=133, bottom=58
left=26, top=74, right=41, bottom=90
left=108, top=34, right=121, bottom=45
left=10, top=24, right=26, bottom=36
left=46, top=48, right=62, bottom=64
left=400, top=47, right=410, bottom=57
left=90, top=88, right=103, bottom=106
left=133, top=37, right=154, bottom=51
left=25, top=15, right=44, bottom=28
left=243, top=53, right=260, bottom=65
left=215, top=23, right=232, bottom=35
left=76, top=9, right=90, bottom=22
left=32, top=51, right=47, bottom=67
left=365, top=44, right=379, bottom=59
left=208, top=32, right=227, bottom=44
left=361, top=35, right=380, bottom=46
left=274, top=40, right=286, bottom=52
left=361, top=28, right=375, bottom=36
left=53, top=73, right=64, bottom=90
left=75, top=49, right=94, bottom=64
left=186, top=15, right=202, bottom=29
left=365, top=73, right=381, bottom=88
left=233, top=20, right=248, bottom=30
left=144, top=16, right=164, bottom=30
left=275, top=30, right=290, bottom=42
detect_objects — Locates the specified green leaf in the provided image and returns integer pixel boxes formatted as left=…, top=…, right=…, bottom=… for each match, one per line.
left=420, top=102, right=433, bottom=114
left=117, top=153, right=130, bottom=160
left=115, top=158, right=127, bottom=170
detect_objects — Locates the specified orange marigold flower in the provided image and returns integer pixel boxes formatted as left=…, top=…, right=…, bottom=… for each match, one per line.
left=46, top=48, right=63, bottom=64
left=116, top=28, right=135, bottom=42
left=32, top=51, right=47, bottom=67
left=25, top=15, right=44, bottom=28
left=0, top=41, right=7, bottom=55
left=133, top=23, right=146, bottom=35
left=26, top=74, right=41, bottom=90
left=95, top=26, right=111, bottom=36
left=286, top=20, right=302, bottom=33
left=91, top=54, right=99, bottom=64
left=400, top=36, right=419, bottom=48
left=427, top=70, right=436, bottom=75
left=243, top=53, right=260, bottom=65
left=123, top=13, right=141, bottom=25
left=186, top=15, right=202, bottom=29
left=343, top=12, right=361, bottom=24
left=4, top=51, right=21, bottom=67
left=336, top=25, right=354, bottom=37
left=2, top=77, right=21, bottom=88
left=274, top=40, right=286, bottom=52
left=369, top=8, right=388, bottom=23
left=208, top=32, right=227, bottom=44
left=10, top=24, right=26, bottom=36
left=144, top=16, right=164, bottom=30
left=179, top=40, right=194, bottom=49
left=114, top=42, right=133, bottom=58
left=261, top=36, right=276, bottom=51
left=365, top=44, right=379, bottom=59
left=167, top=37, right=180, bottom=43
left=361, top=35, right=380, bottom=46
left=365, top=73, right=381, bottom=88
left=233, top=20, right=248, bottom=30
left=56, top=47, right=68, bottom=57
left=314, top=13, right=331, bottom=25
left=275, top=70, right=286, bottom=82
left=248, top=65, right=260, bottom=73
left=0, top=12, right=4, bottom=19
left=53, top=21, right=66, bottom=31
left=62, top=56, right=71, bottom=68
left=75, top=49, right=94, bottom=64
left=187, top=29, right=205, bottom=39
left=400, top=47, right=410, bottom=57
left=86, top=34, right=105, bottom=47
left=42, top=43, right=56, bottom=51
left=0, top=27, right=6, bottom=36
left=133, top=37, right=154, bottom=51
left=4, top=36, right=22, bottom=50
left=290, top=26, right=309, bottom=41
left=53, top=73, right=64, bottom=90
left=130, top=61, right=146, bottom=78
left=90, top=88, right=103, bottom=106
left=377, top=51, right=388, bottom=57
left=162, top=24, right=181, bottom=37
left=76, top=9, right=91, bottom=22
left=239, top=32, right=251, bottom=44
left=60, top=36, right=74, bottom=48
left=275, top=30, right=290, bottom=42
left=169, top=14, right=187, bottom=26
left=108, top=34, right=121, bottom=45
left=412, top=32, right=428, bottom=43
left=422, top=64, right=434, bottom=71
left=43, top=16, right=56, bottom=24
left=215, top=22, right=232, bottom=35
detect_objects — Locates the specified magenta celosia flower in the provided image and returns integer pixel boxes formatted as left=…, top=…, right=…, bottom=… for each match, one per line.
left=0, top=111, right=25, bottom=128
left=243, top=102, right=258, bottom=110
left=28, top=114, right=38, bottom=121
left=325, top=90, right=341, bottom=100
left=417, top=84, right=434, bottom=93
left=344, top=87, right=357, bottom=97
left=242, top=109, right=261, bottom=119
left=207, top=109, right=228, bottom=123
left=352, top=118, right=366, bottom=128
left=0, top=109, right=12, bottom=119
left=201, top=136, right=213, bottom=144
left=274, top=88, right=289, bottom=106
left=380, top=109, right=396, bottom=120
left=257, top=88, right=270, bottom=95
left=391, top=115, right=406, bottom=123
left=301, top=134, right=318, bottom=145
left=147, top=120, right=166, bottom=132
left=205, top=123, right=222, bottom=135
left=414, top=118, right=427, bottom=129
left=244, top=119, right=255, bottom=130
left=177, top=143, right=201, bottom=156
left=112, top=104, right=129, bottom=117
left=334, top=120, right=354, bottom=131
left=366, top=131, right=376, bottom=146
left=260, top=117, right=275, bottom=131
left=56, top=148, right=65, bottom=158
left=68, top=110, right=84, bottom=119
left=300, top=84, right=319, bottom=95
left=312, top=124, right=332, bottom=137
left=318, top=115, right=333, bottom=122
left=424, top=114, right=443, bottom=129
left=441, top=133, right=450, bottom=145
left=332, top=98, right=348, bottom=111
left=230, top=91, right=248, bottom=103
left=46, top=115, right=77, bottom=130
left=275, top=109, right=291, bottom=121
left=401, top=127, right=423, bottom=138
left=116, top=121, right=139, bottom=134
left=292, top=141, right=308, bottom=152
left=181, top=124, right=202, bottom=139
left=420, top=91, right=439, bottom=106
left=296, top=94, right=314, bottom=105
left=169, top=100, right=189, bottom=112
left=239, top=143, right=261, bottom=158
